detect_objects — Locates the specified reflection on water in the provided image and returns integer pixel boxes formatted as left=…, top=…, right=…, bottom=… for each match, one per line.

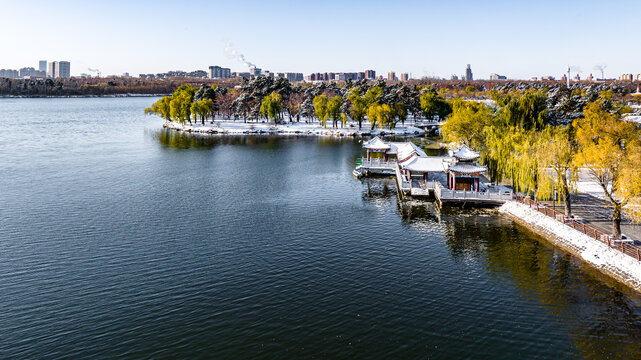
left=153, top=129, right=292, bottom=150
left=2, top=99, right=641, bottom=359
left=390, top=196, right=641, bottom=360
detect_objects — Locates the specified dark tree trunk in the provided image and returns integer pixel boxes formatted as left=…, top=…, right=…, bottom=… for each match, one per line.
left=562, top=183, right=571, bottom=216
left=612, top=206, right=622, bottom=238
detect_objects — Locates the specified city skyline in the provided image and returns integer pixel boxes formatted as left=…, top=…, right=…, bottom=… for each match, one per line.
left=1, top=0, right=639, bottom=79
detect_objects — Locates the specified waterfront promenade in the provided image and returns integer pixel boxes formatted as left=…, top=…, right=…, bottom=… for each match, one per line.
left=540, top=193, right=641, bottom=243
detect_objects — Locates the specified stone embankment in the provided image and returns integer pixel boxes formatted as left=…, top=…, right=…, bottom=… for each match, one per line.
left=499, top=201, right=641, bottom=292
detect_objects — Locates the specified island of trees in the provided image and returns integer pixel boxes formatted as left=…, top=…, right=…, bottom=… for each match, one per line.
left=143, top=76, right=641, bottom=237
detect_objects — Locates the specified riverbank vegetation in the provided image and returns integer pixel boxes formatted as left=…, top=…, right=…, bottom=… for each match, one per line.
left=442, top=89, right=641, bottom=238
left=143, top=77, right=641, bottom=237
left=145, top=78, right=452, bottom=130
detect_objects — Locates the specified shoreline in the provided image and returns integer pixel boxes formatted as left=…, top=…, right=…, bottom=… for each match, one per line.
left=0, top=93, right=166, bottom=99
left=499, top=201, right=641, bottom=292
left=163, top=120, right=428, bottom=137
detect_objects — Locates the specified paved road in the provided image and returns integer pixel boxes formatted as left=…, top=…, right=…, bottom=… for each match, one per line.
left=540, top=193, right=641, bottom=241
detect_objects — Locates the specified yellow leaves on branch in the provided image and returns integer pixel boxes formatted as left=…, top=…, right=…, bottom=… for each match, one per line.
left=574, top=100, right=641, bottom=218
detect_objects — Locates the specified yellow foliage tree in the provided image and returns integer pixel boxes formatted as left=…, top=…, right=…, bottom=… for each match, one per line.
left=535, top=126, right=577, bottom=215
left=574, top=100, right=641, bottom=237
left=441, top=99, right=492, bottom=149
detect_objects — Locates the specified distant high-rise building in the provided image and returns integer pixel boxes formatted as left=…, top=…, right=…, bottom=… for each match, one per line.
left=57, top=61, right=70, bottom=78
left=620, top=74, right=634, bottom=81
left=47, top=62, right=56, bottom=78
left=387, top=72, right=396, bottom=81
left=489, top=73, right=507, bottom=80
left=208, top=65, right=232, bottom=79
left=400, top=73, right=409, bottom=81
left=249, top=67, right=262, bottom=76
left=586, top=73, right=594, bottom=81
left=285, top=73, right=303, bottom=82
left=19, top=67, right=45, bottom=78
left=365, top=70, right=376, bottom=80
left=636, top=74, right=641, bottom=81
left=0, top=69, right=19, bottom=79
left=48, top=61, right=70, bottom=78
left=451, top=74, right=459, bottom=80
left=465, top=64, right=473, bottom=81
left=39, top=60, right=47, bottom=72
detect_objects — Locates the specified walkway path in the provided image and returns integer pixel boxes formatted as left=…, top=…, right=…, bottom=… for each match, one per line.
left=540, top=193, right=641, bottom=242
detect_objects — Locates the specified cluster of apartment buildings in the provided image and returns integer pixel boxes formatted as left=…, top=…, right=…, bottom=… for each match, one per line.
left=0, top=60, right=70, bottom=79
left=139, top=70, right=207, bottom=80
left=307, top=70, right=376, bottom=82
left=619, top=74, right=641, bottom=81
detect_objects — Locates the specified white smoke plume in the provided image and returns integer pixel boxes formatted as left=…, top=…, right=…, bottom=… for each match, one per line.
left=569, top=66, right=582, bottom=73
left=224, top=42, right=256, bottom=70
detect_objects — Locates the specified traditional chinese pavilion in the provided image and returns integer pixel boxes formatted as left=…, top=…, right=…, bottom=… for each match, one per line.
left=446, top=144, right=487, bottom=191
left=362, top=136, right=395, bottom=161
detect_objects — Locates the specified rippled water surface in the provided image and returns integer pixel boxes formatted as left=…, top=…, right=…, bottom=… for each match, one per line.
left=1, top=97, right=641, bottom=359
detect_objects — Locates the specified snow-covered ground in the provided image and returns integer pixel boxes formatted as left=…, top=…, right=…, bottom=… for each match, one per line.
left=164, top=120, right=426, bottom=137
left=500, top=201, right=641, bottom=291
left=575, top=169, right=607, bottom=200
left=623, top=114, right=641, bottom=124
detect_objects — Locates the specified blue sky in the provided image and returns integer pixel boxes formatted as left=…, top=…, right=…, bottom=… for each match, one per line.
left=1, top=0, right=638, bottom=79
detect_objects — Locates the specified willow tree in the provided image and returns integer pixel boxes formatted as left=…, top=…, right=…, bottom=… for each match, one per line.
left=190, top=99, right=215, bottom=125
left=366, top=103, right=394, bottom=130
left=484, top=126, right=539, bottom=195
left=535, top=126, right=577, bottom=215
left=170, top=91, right=194, bottom=124
left=327, top=96, right=343, bottom=128
left=347, top=88, right=367, bottom=129
left=441, top=99, right=493, bottom=149
left=313, top=94, right=329, bottom=127
left=574, top=100, right=641, bottom=237
left=144, top=95, right=172, bottom=121
left=260, top=92, right=283, bottom=124
left=494, top=89, right=548, bottom=130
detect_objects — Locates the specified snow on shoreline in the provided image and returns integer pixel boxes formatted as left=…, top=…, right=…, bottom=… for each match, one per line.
left=163, top=121, right=426, bottom=137
left=499, top=201, right=641, bottom=291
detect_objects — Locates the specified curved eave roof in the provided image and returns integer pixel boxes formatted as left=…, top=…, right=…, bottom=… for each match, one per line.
left=402, top=157, right=449, bottom=172
left=363, top=136, right=391, bottom=151
left=449, top=163, right=487, bottom=174
left=449, top=144, right=480, bottom=161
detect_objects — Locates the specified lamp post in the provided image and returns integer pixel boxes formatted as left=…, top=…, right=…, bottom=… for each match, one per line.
left=553, top=187, right=558, bottom=211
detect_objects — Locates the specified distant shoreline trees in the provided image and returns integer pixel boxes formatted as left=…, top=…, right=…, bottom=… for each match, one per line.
left=145, top=77, right=455, bottom=130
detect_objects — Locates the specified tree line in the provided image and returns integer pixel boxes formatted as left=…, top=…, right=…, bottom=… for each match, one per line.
left=442, top=89, right=641, bottom=238
left=145, top=77, right=453, bottom=129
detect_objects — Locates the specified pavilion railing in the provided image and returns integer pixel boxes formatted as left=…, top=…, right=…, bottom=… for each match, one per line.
left=360, top=158, right=397, bottom=169
left=515, top=194, right=641, bottom=262
left=434, top=182, right=513, bottom=202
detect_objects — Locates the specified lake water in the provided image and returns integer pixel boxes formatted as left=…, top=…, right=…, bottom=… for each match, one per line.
left=1, top=97, right=641, bottom=359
